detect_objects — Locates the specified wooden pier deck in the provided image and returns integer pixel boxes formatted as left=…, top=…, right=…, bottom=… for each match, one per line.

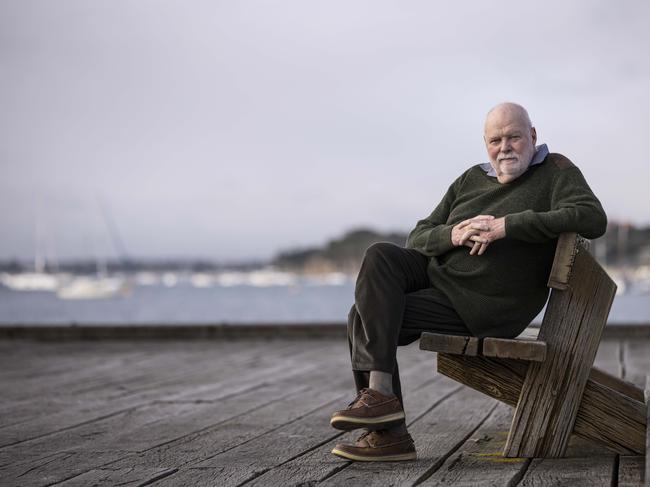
left=0, top=332, right=647, bottom=486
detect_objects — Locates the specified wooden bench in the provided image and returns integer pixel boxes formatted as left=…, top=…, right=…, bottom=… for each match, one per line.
left=419, top=232, right=648, bottom=466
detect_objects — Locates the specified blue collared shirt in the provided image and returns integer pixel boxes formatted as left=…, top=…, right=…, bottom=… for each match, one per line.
left=480, top=143, right=549, bottom=177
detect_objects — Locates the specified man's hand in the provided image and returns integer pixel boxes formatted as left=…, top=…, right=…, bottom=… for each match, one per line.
left=451, top=215, right=506, bottom=256
left=451, top=215, right=494, bottom=247
left=467, top=216, right=506, bottom=255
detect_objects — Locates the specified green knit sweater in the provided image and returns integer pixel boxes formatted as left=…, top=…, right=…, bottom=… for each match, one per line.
left=405, top=153, right=607, bottom=338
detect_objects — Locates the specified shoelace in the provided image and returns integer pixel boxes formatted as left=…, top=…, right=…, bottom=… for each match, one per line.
left=356, top=429, right=388, bottom=443
left=346, top=387, right=372, bottom=407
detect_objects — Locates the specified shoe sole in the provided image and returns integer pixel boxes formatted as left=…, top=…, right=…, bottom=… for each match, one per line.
left=329, top=411, right=405, bottom=431
left=331, top=447, right=416, bottom=462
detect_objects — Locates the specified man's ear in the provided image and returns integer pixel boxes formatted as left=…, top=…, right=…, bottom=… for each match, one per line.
left=531, top=127, right=537, bottom=145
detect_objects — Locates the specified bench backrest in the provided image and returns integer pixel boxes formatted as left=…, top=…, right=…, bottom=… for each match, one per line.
left=539, top=232, right=617, bottom=349
left=504, top=232, right=618, bottom=456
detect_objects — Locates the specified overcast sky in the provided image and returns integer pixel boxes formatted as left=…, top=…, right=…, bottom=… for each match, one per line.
left=1, top=1, right=648, bottom=262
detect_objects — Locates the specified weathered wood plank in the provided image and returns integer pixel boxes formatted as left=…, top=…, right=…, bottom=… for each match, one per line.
left=482, top=337, right=546, bottom=362
left=589, top=366, right=644, bottom=403
left=420, top=328, right=546, bottom=362
left=46, top=466, right=179, bottom=487
left=519, top=456, right=616, bottom=486
left=547, top=232, right=578, bottom=290
left=0, top=340, right=435, bottom=486
left=437, top=354, right=646, bottom=455
left=618, top=456, right=644, bottom=487
left=0, top=358, right=351, bottom=485
left=114, top=358, right=456, bottom=486
left=1, top=340, right=296, bottom=402
left=419, top=333, right=479, bottom=356
left=0, top=341, right=339, bottom=447
left=505, top=246, right=617, bottom=457
left=417, top=403, right=529, bottom=486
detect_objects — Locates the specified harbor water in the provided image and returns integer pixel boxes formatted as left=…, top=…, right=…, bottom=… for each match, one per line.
left=1, top=277, right=648, bottom=325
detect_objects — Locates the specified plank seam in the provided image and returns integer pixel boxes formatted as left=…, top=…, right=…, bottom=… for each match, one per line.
left=411, top=401, right=500, bottom=486
left=0, top=404, right=145, bottom=450
left=506, top=458, right=532, bottom=487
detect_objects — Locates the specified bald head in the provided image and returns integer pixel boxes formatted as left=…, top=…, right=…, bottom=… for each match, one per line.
left=484, top=102, right=532, bottom=133
left=483, top=102, right=537, bottom=184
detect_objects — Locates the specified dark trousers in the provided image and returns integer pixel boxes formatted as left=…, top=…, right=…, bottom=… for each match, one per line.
left=347, top=242, right=471, bottom=406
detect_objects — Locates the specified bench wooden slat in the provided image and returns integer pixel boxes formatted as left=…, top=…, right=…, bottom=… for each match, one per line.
left=482, top=337, right=547, bottom=362
left=547, top=232, right=578, bottom=290
left=589, top=366, right=644, bottom=403
left=418, top=333, right=479, bottom=356
left=419, top=327, right=546, bottom=363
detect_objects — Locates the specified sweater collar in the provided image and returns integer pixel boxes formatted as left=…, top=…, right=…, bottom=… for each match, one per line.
left=480, top=143, right=549, bottom=177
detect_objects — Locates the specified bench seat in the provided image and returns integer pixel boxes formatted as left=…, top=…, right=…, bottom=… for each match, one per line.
left=420, top=327, right=546, bottom=362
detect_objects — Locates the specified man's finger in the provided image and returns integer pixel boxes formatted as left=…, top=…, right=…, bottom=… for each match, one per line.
left=477, top=242, right=489, bottom=255
left=459, top=229, right=473, bottom=245
left=469, top=222, right=490, bottom=231
left=469, top=234, right=488, bottom=244
left=469, top=241, right=481, bottom=255
left=456, top=219, right=472, bottom=229
left=470, top=215, right=495, bottom=222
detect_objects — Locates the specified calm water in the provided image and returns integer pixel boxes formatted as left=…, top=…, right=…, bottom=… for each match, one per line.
left=0, top=282, right=648, bottom=325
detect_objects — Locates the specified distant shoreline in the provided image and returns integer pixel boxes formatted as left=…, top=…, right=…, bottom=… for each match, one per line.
left=2, top=322, right=649, bottom=340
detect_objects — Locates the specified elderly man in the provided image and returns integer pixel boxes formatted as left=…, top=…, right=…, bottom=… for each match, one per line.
left=329, top=102, right=607, bottom=462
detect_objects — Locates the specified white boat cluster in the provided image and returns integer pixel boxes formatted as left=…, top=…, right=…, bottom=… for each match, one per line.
left=0, top=268, right=353, bottom=299
left=0, top=272, right=131, bottom=300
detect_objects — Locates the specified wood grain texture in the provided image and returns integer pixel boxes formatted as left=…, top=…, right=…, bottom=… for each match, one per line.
left=505, top=245, right=617, bottom=457
left=419, top=333, right=479, bottom=356
left=482, top=337, right=546, bottom=362
left=589, top=366, right=644, bottom=402
left=417, top=403, right=529, bottom=486
left=617, top=456, right=644, bottom=487
left=437, top=354, right=646, bottom=455
left=547, top=232, right=578, bottom=290
left=0, top=341, right=330, bottom=448
left=519, top=456, right=616, bottom=487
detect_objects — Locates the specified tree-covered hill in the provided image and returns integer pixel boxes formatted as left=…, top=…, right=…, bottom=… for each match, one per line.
left=272, top=228, right=408, bottom=274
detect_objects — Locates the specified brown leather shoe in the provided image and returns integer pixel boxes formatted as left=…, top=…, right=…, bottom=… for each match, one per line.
left=331, top=429, right=416, bottom=462
left=330, top=388, right=405, bottom=431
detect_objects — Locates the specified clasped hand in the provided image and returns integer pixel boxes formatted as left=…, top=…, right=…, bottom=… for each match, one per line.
left=451, top=215, right=506, bottom=255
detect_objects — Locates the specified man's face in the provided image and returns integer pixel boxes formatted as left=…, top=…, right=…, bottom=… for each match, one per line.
left=484, top=109, right=537, bottom=184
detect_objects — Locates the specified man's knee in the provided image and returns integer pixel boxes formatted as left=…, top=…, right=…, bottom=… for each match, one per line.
left=363, top=242, right=402, bottom=265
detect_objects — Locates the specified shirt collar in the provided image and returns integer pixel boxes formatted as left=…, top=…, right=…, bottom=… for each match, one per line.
left=480, top=143, right=549, bottom=177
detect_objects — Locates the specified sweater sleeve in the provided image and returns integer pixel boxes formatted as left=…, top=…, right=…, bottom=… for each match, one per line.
left=405, top=176, right=462, bottom=256
left=505, top=165, right=607, bottom=242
